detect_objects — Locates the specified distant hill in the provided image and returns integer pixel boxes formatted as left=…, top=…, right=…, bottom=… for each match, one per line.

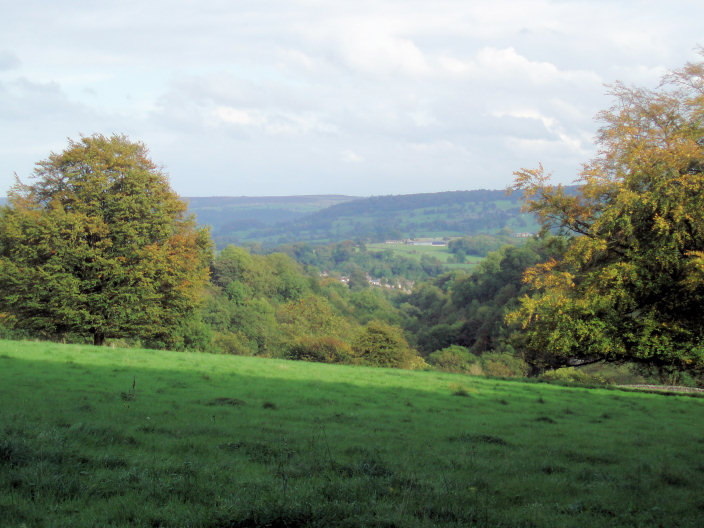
left=183, top=195, right=357, bottom=245
left=197, top=188, right=557, bottom=248
left=0, top=190, right=559, bottom=248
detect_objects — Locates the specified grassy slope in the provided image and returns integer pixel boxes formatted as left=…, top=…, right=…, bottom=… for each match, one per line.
left=1, top=340, right=702, bottom=527
left=365, top=242, right=484, bottom=272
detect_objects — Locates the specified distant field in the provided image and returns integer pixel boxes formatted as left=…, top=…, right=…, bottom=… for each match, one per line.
left=366, top=242, right=484, bottom=271
left=1, top=340, right=702, bottom=527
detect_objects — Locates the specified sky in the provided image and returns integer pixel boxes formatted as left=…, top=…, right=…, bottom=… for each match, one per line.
left=1, top=1, right=702, bottom=198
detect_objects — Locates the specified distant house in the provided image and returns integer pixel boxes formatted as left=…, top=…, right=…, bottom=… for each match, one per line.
left=513, top=232, right=534, bottom=238
left=408, top=238, right=447, bottom=246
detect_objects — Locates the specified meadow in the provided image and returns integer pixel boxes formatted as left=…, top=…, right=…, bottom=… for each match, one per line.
left=366, top=242, right=483, bottom=271
left=1, top=339, right=702, bottom=527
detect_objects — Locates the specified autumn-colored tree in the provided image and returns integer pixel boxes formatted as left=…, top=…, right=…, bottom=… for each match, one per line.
left=508, top=54, right=704, bottom=376
left=0, top=134, right=212, bottom=346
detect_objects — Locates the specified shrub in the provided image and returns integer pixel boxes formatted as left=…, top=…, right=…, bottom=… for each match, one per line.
left=212, top=331, right=257, bottom=356
left=480, top=351, right=530, bottom=378
left=540, top=367, right=606, bottom=385
left=0, top=317, right=30, bottom=341
left=351, top=321, right=422, bottom=369
left=286, top=336, right=353, bottom=364
left=428, top=345, right=482, bottom=375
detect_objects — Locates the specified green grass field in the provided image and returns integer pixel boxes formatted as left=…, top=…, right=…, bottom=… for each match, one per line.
left=1, top=340, right=702, bottom=527
left=366, top=243, right=483, bottom=271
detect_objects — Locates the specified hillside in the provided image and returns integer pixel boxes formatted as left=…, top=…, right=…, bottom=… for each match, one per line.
left=190, top=189, right=549, bottom=249
left=184, top=195, right=357, bottom=246
left=1, top=339, right=702, bottom=527
left=3, top=189, right=554, bottom=248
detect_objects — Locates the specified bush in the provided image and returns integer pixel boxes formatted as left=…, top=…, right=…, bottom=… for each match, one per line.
left=540, top=367, right=606, bottom=385
left=212, top=331, right=257, bottom=356
left=0, top=321, right=30, bottom=341
left=286, top=336, right=353, bottom=364
left=480, top=351, right=530, bottom=378
left=351, top=321, right=422, bottom=369
left=428, top=345, right=482, bottom=375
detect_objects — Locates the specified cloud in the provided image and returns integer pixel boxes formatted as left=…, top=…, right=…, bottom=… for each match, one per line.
left=0, top=50, right=21, bottom=71
left=341, top=150, right=363, bottom=163
left=0, top=1, right=701, bottom=197
left=0, top=77, right=87, bottom=122
left=215, top=107, right=262, bottom=127
left=334, top=27, right=431, bottom=77
left=468, top=47, right=603, bottom=86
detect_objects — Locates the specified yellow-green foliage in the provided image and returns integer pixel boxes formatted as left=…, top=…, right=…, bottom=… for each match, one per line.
left=510, top=55, right=704, bottom=374
left=211, top=330, right=257, bottom=356
left=0, top=134, right=212, bottom=347
left=479, top=351, right=530, bottom=377
left=205, top=246, right=426, bottom=368
left=286, top=335, right=353, bottom=363
left=351, top=321, right=425, bottom=369
left=540, top=367, right=606, bottom=385
left=428, top=345, right=482, bottom=374
left=428, top=347, right=531, bottom=378
left=278, top=294, right=352, bottom=343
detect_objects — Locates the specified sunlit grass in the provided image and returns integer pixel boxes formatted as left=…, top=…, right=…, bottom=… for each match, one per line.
left=366, top=242, right=483, bottom=269
left=1, top=339, right=702, bottom=527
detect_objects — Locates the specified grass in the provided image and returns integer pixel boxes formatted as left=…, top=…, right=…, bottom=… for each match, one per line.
left=366, top=242, right=483, bottom=270
left=1, top=339, right=703, bottom=527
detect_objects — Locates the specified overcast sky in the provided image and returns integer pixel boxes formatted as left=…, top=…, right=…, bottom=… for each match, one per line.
left=1, top=1, right=701, bottom=197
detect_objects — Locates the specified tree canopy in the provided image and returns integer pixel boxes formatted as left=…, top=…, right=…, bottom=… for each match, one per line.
left=0, top=134, right=212, bottom=346
left=508, top=54, right=704, bottom=375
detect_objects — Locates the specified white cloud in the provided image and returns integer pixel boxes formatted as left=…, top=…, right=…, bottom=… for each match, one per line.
left=214, top=107, right=262, bottom=127
left=470, top=47, right=603, bottom=86
left=437, top=56, right=471, bottom=75
left=211, top=104, right=337, bottom=137
left=492, top=109, right=556, bottom=130
left=341, top=150, right=363, bottom=163
left=0, top=1, right=701, bottom=196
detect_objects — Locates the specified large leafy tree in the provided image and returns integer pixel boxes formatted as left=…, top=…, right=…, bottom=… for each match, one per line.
left=508, top=55, right=704, bottom=375
left=0, top=134, right=212, bottom=346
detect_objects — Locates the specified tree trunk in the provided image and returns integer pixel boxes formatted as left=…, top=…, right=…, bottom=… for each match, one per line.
left=93, top=332, right=105, bottom=346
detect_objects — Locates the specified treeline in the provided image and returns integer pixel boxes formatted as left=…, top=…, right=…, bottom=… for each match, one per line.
left=185, top=195, right=355, bottom=242
left=199, top=245, right=422, bottom=369
left=174, top=239, right=556, bottom=376
left=196, top=234, right=703, bottom=386
left=196, top=189, right=545, bottom=248
left=191, top=236, right=561, bottom=376
left=188, top=236, right=633, bottom=381
left=401, top=237, right=561, bottom=356
left=273, top=241, right=445, bottom=282
left=239, top=231, right=521, bottom=284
